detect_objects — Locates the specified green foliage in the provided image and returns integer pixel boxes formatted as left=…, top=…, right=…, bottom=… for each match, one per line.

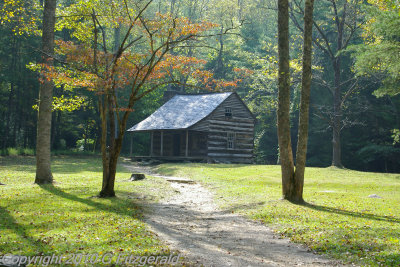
left=5, top=147, right=18, bottom=156
left=0, top=148, right=35, bottom=156
left=357, top=144, right=400, bottom=164
left=351, top=0, right=400, bottom=97
left=0, top=0, right=41, bottom=36
left=20, top=148, right=34, bottom=156
left=157, top=163, right=400, bottom=266
left=31, top=95, right=87, bottom=112
left=0, top=10, right=41, bottom=150
left=392, top=129, right=400, bottom=145
left=76, top=138, right=95, bottom=152
left=0, top=0, right=399, bottom=174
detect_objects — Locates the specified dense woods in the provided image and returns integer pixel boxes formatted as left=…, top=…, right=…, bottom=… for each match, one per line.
left=1, top=0, right=399, bottom=173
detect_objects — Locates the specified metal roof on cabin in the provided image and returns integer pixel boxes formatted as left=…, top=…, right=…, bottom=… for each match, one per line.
left=127, top=92, right=233, bottom=132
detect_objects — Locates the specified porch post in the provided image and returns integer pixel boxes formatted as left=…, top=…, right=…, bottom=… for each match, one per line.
left=185, top=130, right=189, bottom=157
left=160, top=130, right=164, bottom=156
left=150, top=132, right=154, bottom=156
left=129, top=134, right=133, bottom=157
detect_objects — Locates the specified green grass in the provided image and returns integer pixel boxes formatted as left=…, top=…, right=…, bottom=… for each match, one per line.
left=0, top=156, right=178, bottom=266
left=156, top=163, right=400, bottom=266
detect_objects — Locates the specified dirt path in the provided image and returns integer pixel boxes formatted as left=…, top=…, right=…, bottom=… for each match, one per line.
left=123, top=163, right=346, bottom=267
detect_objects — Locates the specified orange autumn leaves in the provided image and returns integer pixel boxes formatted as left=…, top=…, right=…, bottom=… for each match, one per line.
left=41, top=12, right=247, bottom=110
left=143, top=13, right=218, bottom=39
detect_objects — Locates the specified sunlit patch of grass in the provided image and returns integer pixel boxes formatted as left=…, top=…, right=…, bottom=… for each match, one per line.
left=0, top=156, right=176, bottom=266
left=157, top=163, right=400, bottom=266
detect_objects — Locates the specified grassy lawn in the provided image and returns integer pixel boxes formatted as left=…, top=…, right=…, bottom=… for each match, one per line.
left=0, top=156, right=178, bottom=266
left=157, top=163, right=400, bottom=266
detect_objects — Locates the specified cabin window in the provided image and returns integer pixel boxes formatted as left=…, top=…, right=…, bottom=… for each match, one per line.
left=225, top=107, right=232, bottom=118
left=227, top=132, right=235, bottom=149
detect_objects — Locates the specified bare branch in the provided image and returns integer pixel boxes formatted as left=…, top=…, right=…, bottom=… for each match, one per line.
left=92, top=10, right=107, bottom=55
left=340, top=79, right=359, bottom=107
left=289, top=0, right=334, bottom=58
left=91, top=12, right=99, bottom=75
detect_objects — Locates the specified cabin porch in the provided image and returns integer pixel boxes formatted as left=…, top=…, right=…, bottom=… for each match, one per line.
left=130, top=130, right=208, bottom=160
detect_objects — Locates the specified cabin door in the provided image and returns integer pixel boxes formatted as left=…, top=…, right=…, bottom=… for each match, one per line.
left=173, top=133, right=181, bottom=156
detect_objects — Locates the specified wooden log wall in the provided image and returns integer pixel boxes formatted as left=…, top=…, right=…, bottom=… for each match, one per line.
left=206, top=94, right=255, bottom=164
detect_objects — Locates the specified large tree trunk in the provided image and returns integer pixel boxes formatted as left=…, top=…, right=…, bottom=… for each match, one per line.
left=99, top=30, right=121, bottom=197
left=331, top=1, right=346, bottom=168
left=35, top=0, right=56, bottom=184
left=294, top=0, right=314, bottom=203
left=277, top=0, right=295, bottom=199
left=278, top=0, right=314, bottom=203
left=332, top=58, right=343, bottom=167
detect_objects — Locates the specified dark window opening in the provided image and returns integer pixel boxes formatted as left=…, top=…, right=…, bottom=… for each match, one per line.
left=225, top=107, right=232, bottom=118
left=227, top=132, right=235, bottom=149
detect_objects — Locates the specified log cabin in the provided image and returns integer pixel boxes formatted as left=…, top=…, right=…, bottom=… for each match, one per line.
left=127, top=92, right=256, bottom=163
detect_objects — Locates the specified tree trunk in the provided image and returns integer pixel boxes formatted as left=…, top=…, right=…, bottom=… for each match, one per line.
left=99, top=120, right=127, bottom=197
left=331, top=2, right=346, bottom=168
left=277, top=0, right=295, bottom=199
left=35, top=0, right=56, bottom=184
left=215, top=26, right=225, bottom=79
left=99, top=154, right=117, bottom=197
left=278, top=0, right=314, bottom=203
left=4, top=82, right=14, bottom=148
left=294, top=0, right=314, bottom=204
left=99, top=95, right=110, bottom=196
left=99, top=133, right=125, bottom=197
left=332, top=58, right=343, bottom=167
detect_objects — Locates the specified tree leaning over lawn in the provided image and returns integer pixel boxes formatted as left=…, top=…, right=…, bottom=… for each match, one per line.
left=35, top=0, right=56, bottom=184
left=48, top=0, right=224, bottom=197
left=277, top=0, right=314, bottom=203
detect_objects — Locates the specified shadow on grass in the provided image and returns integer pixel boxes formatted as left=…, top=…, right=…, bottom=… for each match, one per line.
left=0, top=206, right=44, bottom=251
left=303, top=202, right=400, bottom=224
left=39, top=184, right=142, bottom=219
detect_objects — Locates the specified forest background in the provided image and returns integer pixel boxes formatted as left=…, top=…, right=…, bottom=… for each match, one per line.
left=0, top=0, right=399, bottom=173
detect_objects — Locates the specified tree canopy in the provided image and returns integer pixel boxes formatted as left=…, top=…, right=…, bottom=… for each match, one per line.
left=0, top=0, right=399, bottom=173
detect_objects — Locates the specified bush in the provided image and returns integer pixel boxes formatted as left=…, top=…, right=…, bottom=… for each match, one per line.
left=7, top=148, right=19, bottom=156
left=76, top=138, right=95, bottom=152
left=0, top=148, right=34, bottom=156
left=19, top=148, right=35, bottom=156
